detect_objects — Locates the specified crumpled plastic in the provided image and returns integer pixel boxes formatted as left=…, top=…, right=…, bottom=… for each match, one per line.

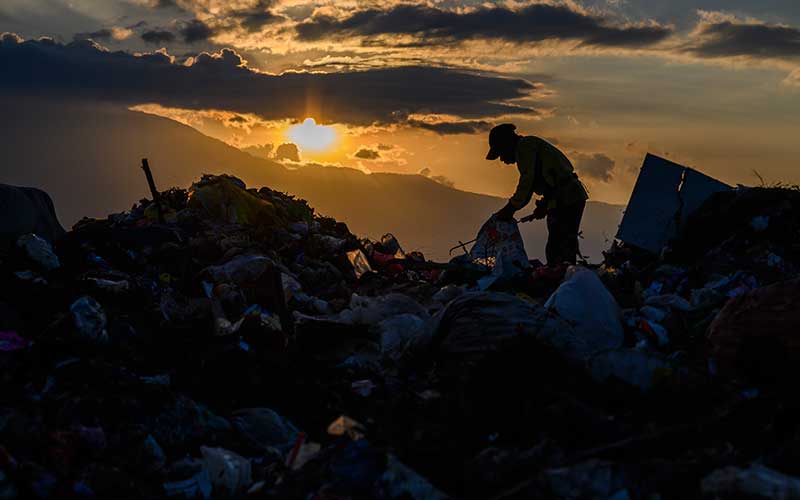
left=17, top=233, right=61, bottom=271
left=70, top=296, right=108, bottom=343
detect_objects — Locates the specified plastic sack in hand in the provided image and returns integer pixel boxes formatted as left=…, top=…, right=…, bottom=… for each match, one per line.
left=469, top=215, right=530, bottom=287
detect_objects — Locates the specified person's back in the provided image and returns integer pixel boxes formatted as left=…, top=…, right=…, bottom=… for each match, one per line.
left=517, top=135, right=587, bottom=210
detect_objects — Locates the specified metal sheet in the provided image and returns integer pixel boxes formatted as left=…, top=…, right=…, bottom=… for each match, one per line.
left=679, top=167, right=733, bottom=228
left=617, top=154, right=733, bottom=253
left=616, top=154, right=684, bottom=253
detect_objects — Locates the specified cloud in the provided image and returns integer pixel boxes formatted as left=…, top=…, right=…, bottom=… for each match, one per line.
left=233, top=0, right=284, bottom=32
left=148, top=0, right=181, bottom=8
left=72, top=27, right=134, bottom=42
left=354, top=147, right=380, bottom=160
left=73, top=29, right=112, bottom=42
left=242, top=143, right=274, bottom=159
left=180, top=19, right=214, bottom=43
left=574, top=152, right=616, bottom=182
left=1, top=33, right=23, bottom=44
left=784, top=68, right=800, bottom=87
left=686, top=15, right=800, bottom=60
left=295, top=3, right=673, bottom=49
left=136, top=0, right=186, bottom=11
left=275, top=143, right=300, bottom=161
left=141, top=30, right=176, bottom=44
left=0, top=36, right=538, bottom=129
left=418, top=167, right=455, bottom=188
left=143, top=0, right=285, bottom=36
left=406, top=118, right=492, bottom=135
left=347, top=142, right=408, bottom=166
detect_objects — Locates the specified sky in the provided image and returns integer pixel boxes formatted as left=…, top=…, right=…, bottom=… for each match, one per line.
left=2, top=0, right=800, bottom=205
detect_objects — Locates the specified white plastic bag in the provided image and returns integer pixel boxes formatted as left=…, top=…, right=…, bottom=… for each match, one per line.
left=544, top=267, right=624, bottom=358
left=469, top=215, right=529, bottom=286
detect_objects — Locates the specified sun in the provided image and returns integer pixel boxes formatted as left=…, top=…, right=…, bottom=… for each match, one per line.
left=287, top=118, right=337, bottom=151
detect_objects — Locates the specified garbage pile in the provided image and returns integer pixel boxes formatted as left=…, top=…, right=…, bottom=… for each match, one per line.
left=2, top=173, right=800, bottom=499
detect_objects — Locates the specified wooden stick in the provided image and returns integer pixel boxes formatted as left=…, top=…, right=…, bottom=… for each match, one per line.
left=141, top=158, right=165, bottom=223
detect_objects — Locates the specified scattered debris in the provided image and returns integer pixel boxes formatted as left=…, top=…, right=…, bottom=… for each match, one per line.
left=1, top=166, right=799, bottom=499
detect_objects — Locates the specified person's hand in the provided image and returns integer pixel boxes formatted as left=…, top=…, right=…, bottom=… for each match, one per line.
left=494, top=203, right=516, bottom=221
left=532, top=204, right=548, bottom=220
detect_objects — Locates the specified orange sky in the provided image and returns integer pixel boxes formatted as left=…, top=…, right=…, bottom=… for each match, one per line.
left=3, top=1, right=800, bottom=206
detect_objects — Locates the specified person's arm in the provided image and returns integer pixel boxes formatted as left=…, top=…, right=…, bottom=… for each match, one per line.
left=494, top=200, right=517, bottom=221
left=495, top=153, right=535, bottom=221
left=541, top=162, right=562, bottom=209
left=508, top=147, right=536, bottom=209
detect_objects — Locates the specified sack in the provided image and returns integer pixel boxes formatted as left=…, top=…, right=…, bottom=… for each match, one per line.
left=428, top=292, right=567, bottom=357
left=469, top=215, right=529, bottom=287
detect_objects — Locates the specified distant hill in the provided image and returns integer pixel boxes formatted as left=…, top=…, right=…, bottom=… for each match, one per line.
left=2, top=98, right=623, bottom=261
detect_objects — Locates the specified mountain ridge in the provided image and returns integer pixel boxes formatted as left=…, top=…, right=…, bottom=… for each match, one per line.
left=2, top=98, right=623, bottom=261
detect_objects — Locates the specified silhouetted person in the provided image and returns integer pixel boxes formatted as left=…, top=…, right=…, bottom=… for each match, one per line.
left=486, top=123, right=588, bottom=266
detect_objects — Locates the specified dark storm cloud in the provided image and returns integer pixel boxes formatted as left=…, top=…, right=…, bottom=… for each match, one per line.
left=407, top=119, right=492, bottom=135
left=354, top=147, right=380, bottom=160
left=73, top=29, right=112, bottom=42
left=295, top=3, right=672, bottom=48
left=0, top=36, right=536, bottom=128
left=574, top=152, right=615, bottom=182
left=141, top=30, right=176, bottom=44
left=180, top=19, right=214, bottom=43
left=687, top=21, right=800, bottom=59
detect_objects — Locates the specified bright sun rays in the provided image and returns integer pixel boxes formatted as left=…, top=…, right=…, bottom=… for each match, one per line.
left=287, top=118, right=337, bottom=151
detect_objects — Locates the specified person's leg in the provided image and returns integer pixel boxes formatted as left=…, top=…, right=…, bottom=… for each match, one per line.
left=564, top=200, right=586, bottom=265
left=546, top=201, right=585, bottom=266
left=545, top=207, right=562, bottom=266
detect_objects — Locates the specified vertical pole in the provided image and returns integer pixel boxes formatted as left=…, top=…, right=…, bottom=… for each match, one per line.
left=141, top=158, right=165, bottom=223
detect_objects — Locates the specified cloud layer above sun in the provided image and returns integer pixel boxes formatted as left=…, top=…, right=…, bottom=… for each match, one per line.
left=0, top=33, right=540, bottom=130
left=2, top=0, right=800, bottom=205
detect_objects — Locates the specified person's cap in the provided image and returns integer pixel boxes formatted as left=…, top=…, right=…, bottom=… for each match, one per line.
left=486, top=123, right=517, bottom=160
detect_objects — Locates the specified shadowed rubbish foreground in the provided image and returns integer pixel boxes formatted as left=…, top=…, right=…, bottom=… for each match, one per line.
left=2, top=173, right=800, bottom=499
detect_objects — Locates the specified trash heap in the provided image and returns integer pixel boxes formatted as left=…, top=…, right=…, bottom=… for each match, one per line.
left=2, top=173, right=800, bottom=499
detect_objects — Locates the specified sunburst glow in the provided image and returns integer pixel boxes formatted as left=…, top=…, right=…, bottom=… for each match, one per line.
left=287, top=118, right=337, bottom=151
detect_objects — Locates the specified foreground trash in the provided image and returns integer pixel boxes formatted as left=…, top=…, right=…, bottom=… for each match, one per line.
left=1, top=169, right=800, bottom=499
